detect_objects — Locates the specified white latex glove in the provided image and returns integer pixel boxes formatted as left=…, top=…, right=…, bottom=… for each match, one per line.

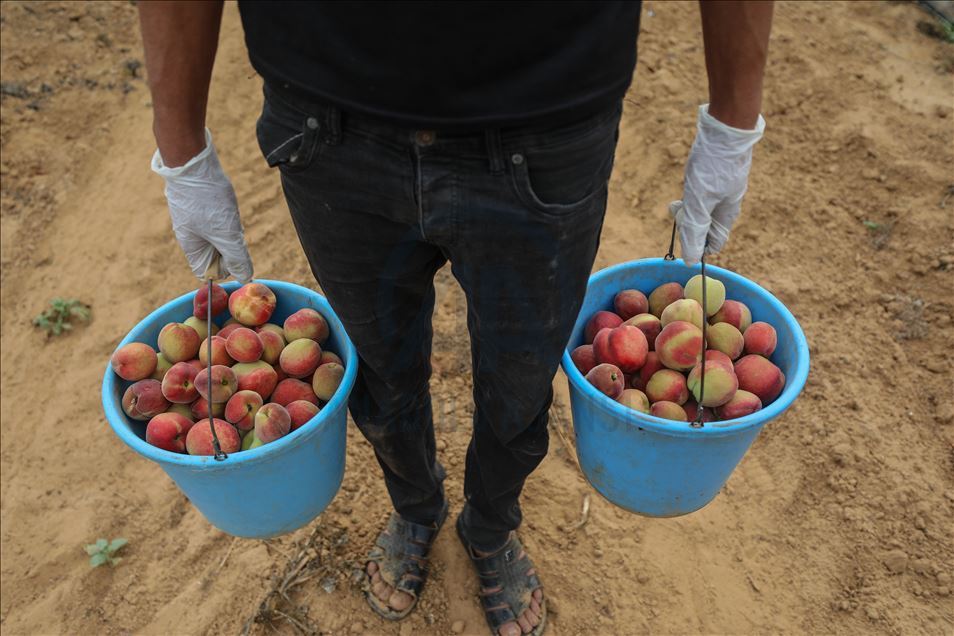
left=151, top=129, right=254, bottom=283
left=670, top=104, right=765, bottom=266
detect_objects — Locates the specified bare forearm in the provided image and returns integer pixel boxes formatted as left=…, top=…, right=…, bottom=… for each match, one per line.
left=699, top=1, right=773, bottom=129
left=139, top=1, right=223, bottom=166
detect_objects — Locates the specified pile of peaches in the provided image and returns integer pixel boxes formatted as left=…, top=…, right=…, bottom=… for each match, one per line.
left=572, top=275, right=785, bottom=422
left=110, top=282, right=345, bottom=455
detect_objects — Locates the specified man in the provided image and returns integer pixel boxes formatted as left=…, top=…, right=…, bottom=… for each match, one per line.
left=139, top=2, right=772, bottom=634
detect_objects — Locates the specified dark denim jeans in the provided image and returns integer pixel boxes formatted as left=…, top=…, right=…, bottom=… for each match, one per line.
left=256, top=84, right=621, bottom=551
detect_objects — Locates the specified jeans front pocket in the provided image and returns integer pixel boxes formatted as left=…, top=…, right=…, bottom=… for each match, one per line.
left=255, top=94, right=322, bottom=173
left=509, top=103, right=622, bottom=217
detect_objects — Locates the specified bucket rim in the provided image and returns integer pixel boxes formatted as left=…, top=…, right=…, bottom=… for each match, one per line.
left=101, top=279, right=358, bottom=470
left=561, top=258, right=810, bottom=439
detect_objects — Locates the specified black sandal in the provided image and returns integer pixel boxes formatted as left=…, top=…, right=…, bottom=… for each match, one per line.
left=364, top=502, right=448, bottom=621
left=456, top=516, right=547, bottom=636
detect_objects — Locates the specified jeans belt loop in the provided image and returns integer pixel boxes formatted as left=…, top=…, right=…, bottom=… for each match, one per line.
left=324, top=102, right=342, bottom=145
left=484, top=128, right=505, bottom=176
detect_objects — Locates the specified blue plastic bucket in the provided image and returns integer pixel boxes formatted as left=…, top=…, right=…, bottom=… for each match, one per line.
left=561, top=258, right=809, bottom=517
left=102, top=280, right=357, bottom=538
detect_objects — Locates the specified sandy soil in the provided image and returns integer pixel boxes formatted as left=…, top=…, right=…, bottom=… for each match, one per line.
left=1, top=2, right=953, bottom=635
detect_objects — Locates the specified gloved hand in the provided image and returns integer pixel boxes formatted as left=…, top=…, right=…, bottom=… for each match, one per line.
left=151, top=129, right=254, bottom=283
left=670, top=104, right=765, bottom=266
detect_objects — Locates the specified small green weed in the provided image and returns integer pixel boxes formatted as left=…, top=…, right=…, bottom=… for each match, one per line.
left=85, top=538, right=127, bottom=568
left=33, top=298, right=90, bottom=336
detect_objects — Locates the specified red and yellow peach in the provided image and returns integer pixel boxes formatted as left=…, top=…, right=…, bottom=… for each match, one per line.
left=584, top=311, right=623, bottom=344
left=706, top=322, right=744, bottom=360
left=734, top=355, right=785, bottom=404
left=645, top=369, right=689, bottom=405
left=122, top=379, right=170, bottom=420
left=280, top=338, right=322, bottom=378
left=585, top=363, right=625, bottom=399
left=648, top=282, right=684, bottom=317
left=655, top=321, right=703, bottom=371
left=186, top=418, right=241, bottom=455
left=593, top=325, right=648, bottom=373
left=271, top=378, right=319, bottom=406
left=228, top=282, right=277, bottom=327
left=226, top=327, right=264, bottom=363
left=195, top=364, right=238, bottom=403
left=254, top=403, right=291, bottom=443
left=287, top=400, right=320, bottom=431
left=617, top=388, right=650, bottom=413
left=160, top=361, right=200, bottom=404
left=157, top=322, right=201, bottom=363
left=710, top=299, right=752, bottom=333
left=613, top=289, right=649, bottom=321
left=715, top=390, right=762, bottom=420
left=312, top=362, right=344, bottom=402
left=743, top=321, right=777, bottom=358
left=283, top=308, right=330, bottom=344
left=111, top=342, right=158, bottom=381
left=651, top=401, right=688, bottom=421
left=687, top=360, right=739, bottom=407
left=145, top=412, right=194, bottom=453
left=684, top=274, right=725, bottom=317
left=224, top=389, right=264, bottom=434
left=231, top=360, right=279, bottom=400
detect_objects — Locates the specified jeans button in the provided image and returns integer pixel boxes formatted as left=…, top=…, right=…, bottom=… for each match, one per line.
left=415, top=130, right=436, bottom=146
left=511, top=153, right=524, bottom=165
left=307, top=117, right=319, bottom=130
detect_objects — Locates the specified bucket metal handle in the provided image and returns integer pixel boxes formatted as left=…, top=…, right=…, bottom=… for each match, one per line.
left=204, top=254, right=229, bottom=461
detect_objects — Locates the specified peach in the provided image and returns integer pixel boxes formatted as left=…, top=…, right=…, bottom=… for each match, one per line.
left=257, top=323, right=286, bottom=340
left=319, top=350, right=343, bottom=367
left=585, top=363, right=625, bottom=399
left=655, top=321, right=703, bottom=371
left=687, top=360, right=739, bottom=407
left=224, top=389, right=264, bottom=434
left=241, top=430, right=263, bottom=451
left=593, top=325, right=648, bottom=373
left=704, top=349, right=734, bottom=369
left=613, top=289, right=649, bottom=321
left=734, top=355, right=785, bottom=404
left=185, top=359, right=205, bottom=373
left=623, top=313, right=662, bottom=350
left=151, top=353, right=173, bottom=381
left=193, top=282, right=228, bottom=318
left=254, top=403, right=291, bottom=443
left=280, top=339, right=322, bottom=378
left=743, top=321, right=777, bottom=358
left=645, top=369, right=689, bottom=405
left=271, top=378, right=319, bottom=406
left=634, top=351, right=665, bottom=391
left=198, top=336, right=234, bottom=367
left=226, top=327, right=264, bottom=363
left=232, top=361, right=279, bottom=400
left=570, top=344, right=597, bottom=375
left=284, top=308, right=330, bottom=344
left=111, top=342, right=158, bottom=381
left=715, top=390, right=763, bottom=420
left=195, top=364, right=238, bottom=403
left=711, top=299, right=752, bottom=333
left=183, top=316, right=218, bottom=341
left=312, top=362, right=344, bottom=402
left=617, top=388, right=650, bottom=413
left=684, top=274, right=725, bottom=317
left=648, top=282, right=684, bottom=317
left=160, top=361, right=200, bottom=404
left=166, top=402, right=194, bottom=421
left=706, top=322, right=744, bottom=360
left=217, top=322, right=244, bottom=339
left=191, top=396, right=224, bottom=420
left=681, top=399, right=716, bottom=423
left=186, top=418, right=241, bottom=455
left=584, top=311, right=623, bottom=344
left=660, top=298, right=704, bottom=330
left=145, top=412, right=194, bottom=453
left=651, top=401, right=688, bottom=421
left=228, top=282, right=277, bottom=327
left=157, top=322, right=201, bottom=363
left=258, top=329, right=286, bottom=365
left=122, top=379, right=170, bottom=420
left=287, top=400, right=320, bottom=431
left=272, top=363, right=288, bottom=385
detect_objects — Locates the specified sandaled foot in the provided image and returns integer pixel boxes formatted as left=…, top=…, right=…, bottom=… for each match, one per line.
left=364, top=502, right=448, bottom=620
left=456, top=517, right=546, bottom=636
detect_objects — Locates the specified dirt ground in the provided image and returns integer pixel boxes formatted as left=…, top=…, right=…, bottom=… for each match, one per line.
left=1, top=2, right=953, bottom=635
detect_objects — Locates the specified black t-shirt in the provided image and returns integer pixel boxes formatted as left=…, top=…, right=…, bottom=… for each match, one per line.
left=238, top=1, right=641, bottom=128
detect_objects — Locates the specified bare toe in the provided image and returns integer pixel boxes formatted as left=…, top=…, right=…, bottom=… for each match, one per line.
left=516, top=614, right=532, bottom=633
left=388, top=589, right=414, bottom=612
left=498, top=622, right=521, bottom=636
left=372, top=580, right=392, bottom=602
left=525, top=607, right=541, bottom=628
